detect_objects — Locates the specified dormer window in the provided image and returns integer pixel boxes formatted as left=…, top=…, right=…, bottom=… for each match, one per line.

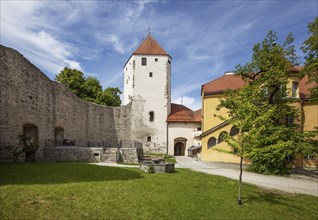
left=142, top=57, right=147, bottom=66
left=292, top=81, right=299, bottom=98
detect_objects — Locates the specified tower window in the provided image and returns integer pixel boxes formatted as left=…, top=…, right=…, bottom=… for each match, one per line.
left=149, top=111, right=154, bottom=122
left=155, top=58, right=158, bottom=62
left=292, top=81, right=298, bottom=98
left=149, top=72, right=153, bottom=77
left=168, top=60, right=171, bottom=64
left=142, top=57, right=147, bottom=66
left=147, top=136, right=151, bottom=142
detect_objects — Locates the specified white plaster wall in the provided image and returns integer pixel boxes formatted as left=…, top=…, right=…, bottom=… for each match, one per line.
left=168, top=122, right=201, bottom=156
left=124, top=54, right=171, bottom=152
left=123, top=57, right=135, bottom=105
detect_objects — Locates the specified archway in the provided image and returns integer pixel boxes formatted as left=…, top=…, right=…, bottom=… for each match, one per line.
left=55, top=127, right=64, bottom=146
left=174, top=142, right=185, bottom=156
left=23, top=124, right=38, bottom=162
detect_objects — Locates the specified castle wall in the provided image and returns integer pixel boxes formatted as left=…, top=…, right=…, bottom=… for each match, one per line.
left=0, top=45, right=131, bottom=162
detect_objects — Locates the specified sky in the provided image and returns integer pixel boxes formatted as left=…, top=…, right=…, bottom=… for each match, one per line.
left=1, top=0, right=317, bottom=110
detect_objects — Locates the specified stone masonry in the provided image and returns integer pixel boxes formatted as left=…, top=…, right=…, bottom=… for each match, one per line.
left=0, top=44, right=140, bottom=162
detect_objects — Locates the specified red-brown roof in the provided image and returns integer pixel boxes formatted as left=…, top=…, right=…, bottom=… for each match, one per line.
left=133, top=34, right=168, bottom=56
left=167, top=103, right=201, bottom=123
left=193, top=109, right=202, bottom=122
left=202, top=66, right=316, bottom=99
left=300, top=75, right=316, bottom=99
left=202, top=74, right=245, bottom=95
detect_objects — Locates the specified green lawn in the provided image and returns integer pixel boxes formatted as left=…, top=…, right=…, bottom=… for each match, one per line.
left=0, top=163, right=317, bottom=220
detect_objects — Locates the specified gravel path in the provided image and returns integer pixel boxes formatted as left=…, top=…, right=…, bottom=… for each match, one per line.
left=176, top=156, right=318, bottom=196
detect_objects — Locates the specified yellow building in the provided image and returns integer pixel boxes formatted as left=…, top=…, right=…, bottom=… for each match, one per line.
left=201, top=67, right=317, bottom=168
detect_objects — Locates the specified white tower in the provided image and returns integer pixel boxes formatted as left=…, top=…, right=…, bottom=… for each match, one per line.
left=123, top=34, right=171, bottom=152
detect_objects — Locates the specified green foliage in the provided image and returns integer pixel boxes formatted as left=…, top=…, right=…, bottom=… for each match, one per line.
left=82, top=76, right=102, bottom=102
left=217, top=31, right=316, bottom=175
left=96, top=87, right=122, bottom=106
left=9, top=135, right=38, bottom=162
left=55, top=67, right=122, bottom=106
left=55, top=67, right=85, bottom=98
left=147, top=164, right=155, bottom=173
left=301, top=17, right=318, bottom=101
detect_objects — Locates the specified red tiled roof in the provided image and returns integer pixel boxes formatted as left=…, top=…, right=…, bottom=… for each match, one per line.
left=133, top=34, right=168, bottom=56
left=202, top=74, right=245, bottom=95
left=167, top=103, right=201, bottom=123
left=300, top=75, right=316, bottom=99
left=193, top=109, right=201, bottom=122
left=202, top=66, right=316, bottom=100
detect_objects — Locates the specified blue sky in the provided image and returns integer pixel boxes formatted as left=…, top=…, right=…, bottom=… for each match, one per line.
left=1, top=0, right=317, bottom=110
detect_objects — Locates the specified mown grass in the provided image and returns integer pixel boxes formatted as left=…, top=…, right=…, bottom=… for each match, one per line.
left=0, top=162, right=317, bottom=219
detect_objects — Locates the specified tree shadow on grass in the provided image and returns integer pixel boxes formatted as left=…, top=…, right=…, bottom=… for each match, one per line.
left=0, top=162, right=143, bottom=185
left=244, top=190, right=302, bottom=211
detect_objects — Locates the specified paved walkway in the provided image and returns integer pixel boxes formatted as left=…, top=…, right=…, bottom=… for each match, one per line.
left=176, top=156, right=318, bottom=196
left=91, top=162, right=139, bottom=168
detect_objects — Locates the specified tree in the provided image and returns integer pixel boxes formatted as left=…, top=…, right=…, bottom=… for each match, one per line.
left=302, top=17, right=318, bottom=101
left=0, top=135, right=38, bottom=162
left=55, top=67, right=85, bottom=98
left=82, top=76, right=102, bottom=102
left=216, top=31, right=316, bottom=205
left=55, top=68, right=122, bottom=106
left=96, top=87, right=122, bottom=106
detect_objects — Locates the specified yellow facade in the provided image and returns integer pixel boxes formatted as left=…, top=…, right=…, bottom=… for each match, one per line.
left=201, top=75, right=318, bottom=168
left=201, top=93, right=247, bottom=163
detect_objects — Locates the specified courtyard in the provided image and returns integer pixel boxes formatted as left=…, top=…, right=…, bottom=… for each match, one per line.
left=0, top=162, right=317, bottom=219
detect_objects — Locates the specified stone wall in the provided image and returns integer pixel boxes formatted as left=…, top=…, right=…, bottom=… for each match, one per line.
left=0, top=44, right=132, bottom=162
left=42, top=147, right=97, bottom=162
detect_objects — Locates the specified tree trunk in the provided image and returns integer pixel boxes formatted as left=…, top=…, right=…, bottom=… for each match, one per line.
left=238, top=130, right=244, bottom=205
left=238, top=155, right=243, bottom=205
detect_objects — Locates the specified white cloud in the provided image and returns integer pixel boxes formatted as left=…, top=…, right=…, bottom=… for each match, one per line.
left=1, top=1, right=82, bottom=77
left=172, top=95, right=201, bottom=111
left=99, top=34, right=125, bottom=54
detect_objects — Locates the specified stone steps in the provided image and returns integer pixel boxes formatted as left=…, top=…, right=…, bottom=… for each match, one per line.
left=100, top=149, right=118, bottom=162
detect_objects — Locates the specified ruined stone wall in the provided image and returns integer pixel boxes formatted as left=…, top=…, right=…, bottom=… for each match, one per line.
left=0, top=45, right=131, bottom=162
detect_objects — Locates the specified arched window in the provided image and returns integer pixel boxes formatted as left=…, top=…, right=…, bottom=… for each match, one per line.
left=230, top=126, right=239, bottom=136
left=207, top=137, right=216, bottom=149
left=149, top=111, right=154, bottom=122
left=218, top=131, right=227, bottom=144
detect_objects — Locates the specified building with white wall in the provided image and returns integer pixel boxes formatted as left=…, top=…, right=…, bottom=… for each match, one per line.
left=123, top=34, right=172, bottom=153
left=167, top=104, right=202, bottom=157
left=123, top=33, right=202, bottom=155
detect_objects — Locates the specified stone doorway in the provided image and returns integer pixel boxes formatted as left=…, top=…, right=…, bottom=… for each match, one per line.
left=174, top=138, right=187, bottom=156
left=23, top=124, right=38, bottom=162
left=55, top=127, right=64, bottom=146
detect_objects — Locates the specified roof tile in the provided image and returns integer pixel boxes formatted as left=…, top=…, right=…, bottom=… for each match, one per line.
left=167, top=103, right=201, bottom=123
left=133, top=34, right=168, bottom=56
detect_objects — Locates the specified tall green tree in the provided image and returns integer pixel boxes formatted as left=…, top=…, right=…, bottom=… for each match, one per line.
left=302, top=17, right=318, bottom=101
left=55, top=68, right=122, bottom=106
left=55, top=67, right=85, bottom=98
left=82, top=76, right=102, bottom=102
left=96, top=87, right=122, bottom=106
left=216, top=31, right=316, bottom=205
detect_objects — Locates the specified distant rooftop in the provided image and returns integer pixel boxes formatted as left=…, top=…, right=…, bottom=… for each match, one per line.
left=167, top=103, right=201, bottom=123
